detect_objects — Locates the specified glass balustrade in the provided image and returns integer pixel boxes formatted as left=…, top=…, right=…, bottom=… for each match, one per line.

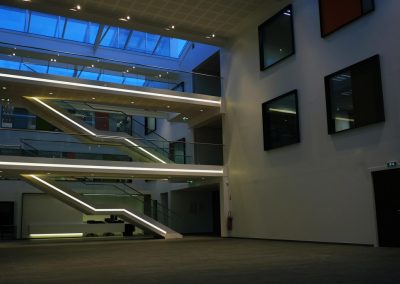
left=53, top=179, right=178, bottom=228
left=0, top=128, right=223, bottom=165
left=0, top=42, right=222, bottom=97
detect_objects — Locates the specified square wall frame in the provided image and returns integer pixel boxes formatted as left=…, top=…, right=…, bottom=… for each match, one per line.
left=324, top=55, right=384, bottom=134
left=258, top=4, right=295, bottom=71
left=319, top=0, right=375, bottom=37
left=262, top=90, right=300, bottom=150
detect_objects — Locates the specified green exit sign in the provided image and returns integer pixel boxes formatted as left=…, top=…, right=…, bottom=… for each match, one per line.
left=387, top=161, right=397, bottom=168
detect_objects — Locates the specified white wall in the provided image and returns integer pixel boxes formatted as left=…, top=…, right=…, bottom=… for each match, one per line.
left=221, top=0, right=400, bottom=244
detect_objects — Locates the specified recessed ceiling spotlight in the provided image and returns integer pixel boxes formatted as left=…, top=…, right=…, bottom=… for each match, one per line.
left=91, top=64, right=95, bottom=68
left=166, top=105, right=170, bottom=108
left=22, top=0, right=31, bottom=2
left=11, top=53, right=16, bottom=56
left=2, top=87, right=6, bottom=90
left=130, top=101, right=135, bottom=104
left=165, top=25, right=175, bottom=31
left=119, top=15, right=131, bottom=21
left=206, top=33, right=216, bottom=39
left=49, top=92, right=53, bottom=95
left=200, top=109, right=204, bottom=112
left=91, top=97, right=96, bottom=100
left=182, top=116, right=189, bottom=121
left=70, top=5, right=81, bottom=11
left=132, top=66, right=136, bottom=69
left=126, top=69, right=129, bottom=73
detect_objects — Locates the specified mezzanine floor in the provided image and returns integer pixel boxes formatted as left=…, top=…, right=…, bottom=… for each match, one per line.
left=0, top=237, right=399, bottom=284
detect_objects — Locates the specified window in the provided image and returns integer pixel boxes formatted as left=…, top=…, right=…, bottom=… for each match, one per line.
left=258, top=4, right=295, bottom=70
left=63, top=19, right=99, bottom=44
left=100, top=26, right=130, bottom=49
left=29, top=12, right=62, bottom=37
left=324, top=55, right=384, bottom=134
left=0, top=6, right=25, bottom=32
left=262, top=90, right=300, bottom=150
left=0, top=5, right=188, bottom=59
left=319, top=0, right=374, bottom=37
left=145, top=117, right=157, bottom=135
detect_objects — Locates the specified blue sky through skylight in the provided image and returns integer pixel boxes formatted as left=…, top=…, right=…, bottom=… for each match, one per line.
left=0, top=5, right=188, bottom=59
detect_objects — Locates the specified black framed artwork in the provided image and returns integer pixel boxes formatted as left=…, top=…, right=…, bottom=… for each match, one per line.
left=258, top=4, right=295, bottom=71
left=319, top=0, right=374, bottom=37
left=262, top=90, right=300, bottom=150
left=324, top=55, right=384, bottom=134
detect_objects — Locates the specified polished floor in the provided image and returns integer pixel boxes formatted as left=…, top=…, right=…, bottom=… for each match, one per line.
left=0, top=237, right=399, bottom=284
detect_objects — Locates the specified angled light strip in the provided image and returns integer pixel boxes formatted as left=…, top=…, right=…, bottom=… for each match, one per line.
left=268, top=108, right=296, bottom=114
left=33, top=98, right=167, bottom=163
left=334, top=117, right=355, bottom=122
left=0, top=73, right=221, bottom=105
left=0, top=161, right=223, bottom=174
left=124, top=138, right=167, bottom=164
left=30, top=233, right=83, bottom=238
left=32, top=97, right=96, bottom=136
left=30, top=175, right=167, bottom=235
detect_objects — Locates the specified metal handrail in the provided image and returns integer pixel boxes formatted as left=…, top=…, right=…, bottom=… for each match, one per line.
left=0, top=41, right=221, bottom=79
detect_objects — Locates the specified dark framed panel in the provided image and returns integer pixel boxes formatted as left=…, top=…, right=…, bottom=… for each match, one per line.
left=258, top=4, right=295, bottom=71
left=324, top=55, right=384, bottom=134
left=319, top=0, right=374, bottom=37
left=262, top=90, right=300, bottom=150
left=169, top=138, right=186, bottom=164
left=144, top=117, right=157, bottom=135
left=0, top=201, right=14, bottom=225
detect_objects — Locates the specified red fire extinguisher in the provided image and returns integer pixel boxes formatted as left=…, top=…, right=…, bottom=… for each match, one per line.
left=227, top=211, right=233, bottom=231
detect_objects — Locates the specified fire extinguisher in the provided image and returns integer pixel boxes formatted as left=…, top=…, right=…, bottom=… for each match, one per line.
left=227, top=211, right=233, bottom=231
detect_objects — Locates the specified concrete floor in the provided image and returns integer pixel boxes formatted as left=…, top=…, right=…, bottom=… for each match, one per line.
left=0, top=237, right=399, bottom=284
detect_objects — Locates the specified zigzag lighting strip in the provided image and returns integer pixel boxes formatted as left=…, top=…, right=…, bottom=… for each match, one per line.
left=0, top=73, right=221, bottom=105
left=29, top=175, right=168, bottom=235
left=32, top=97, right=167, bottom=164
left=0, top=161, right=224, bottom=174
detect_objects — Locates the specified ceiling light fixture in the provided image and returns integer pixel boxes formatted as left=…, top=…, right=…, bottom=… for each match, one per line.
left=165, top=25, right=175, bottom=31
left=0, top=162, right=224, bottom=175
left=206, top=33, right=216, bottom=39
left=2, top=87, right=6, bottom=90
left=70, top=5, right=81, bottom=12
left=119, top=16, right=131, bottom=22
left=0, top=73, right=221, bottom=105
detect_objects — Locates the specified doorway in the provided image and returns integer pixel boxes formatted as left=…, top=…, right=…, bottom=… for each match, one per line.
left=372, top=168, right=400, bottom=247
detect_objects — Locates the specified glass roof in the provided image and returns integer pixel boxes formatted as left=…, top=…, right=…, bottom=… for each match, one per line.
left=0, top=56, right=158, bottom=89
left=0, top=5, right=188, bottom=59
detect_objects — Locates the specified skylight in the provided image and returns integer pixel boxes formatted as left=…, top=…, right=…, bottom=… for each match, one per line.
left=0, top=5, right=188, bottom=59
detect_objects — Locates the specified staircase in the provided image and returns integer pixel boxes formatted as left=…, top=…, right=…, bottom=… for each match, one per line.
left=22, top=174, right=182, bottom=239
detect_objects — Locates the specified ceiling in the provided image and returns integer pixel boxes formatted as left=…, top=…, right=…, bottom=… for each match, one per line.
left=2, top=0, right=280, bottom=45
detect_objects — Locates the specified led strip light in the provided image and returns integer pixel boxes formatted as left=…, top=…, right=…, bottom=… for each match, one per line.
left=30, top=233, right=83, bottom=238
left=0, top=73, right=221, bottom=105
left=32, top=98, right=167, bottom=164
left=29, top=175, right=168, bottom=235
left=0, top=161, right=224, bottom=174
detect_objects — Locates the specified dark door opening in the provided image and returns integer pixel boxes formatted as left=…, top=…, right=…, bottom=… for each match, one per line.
left=212, top=190, right=221, bottom=236
left=372, top=169, right=400, bottom=247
